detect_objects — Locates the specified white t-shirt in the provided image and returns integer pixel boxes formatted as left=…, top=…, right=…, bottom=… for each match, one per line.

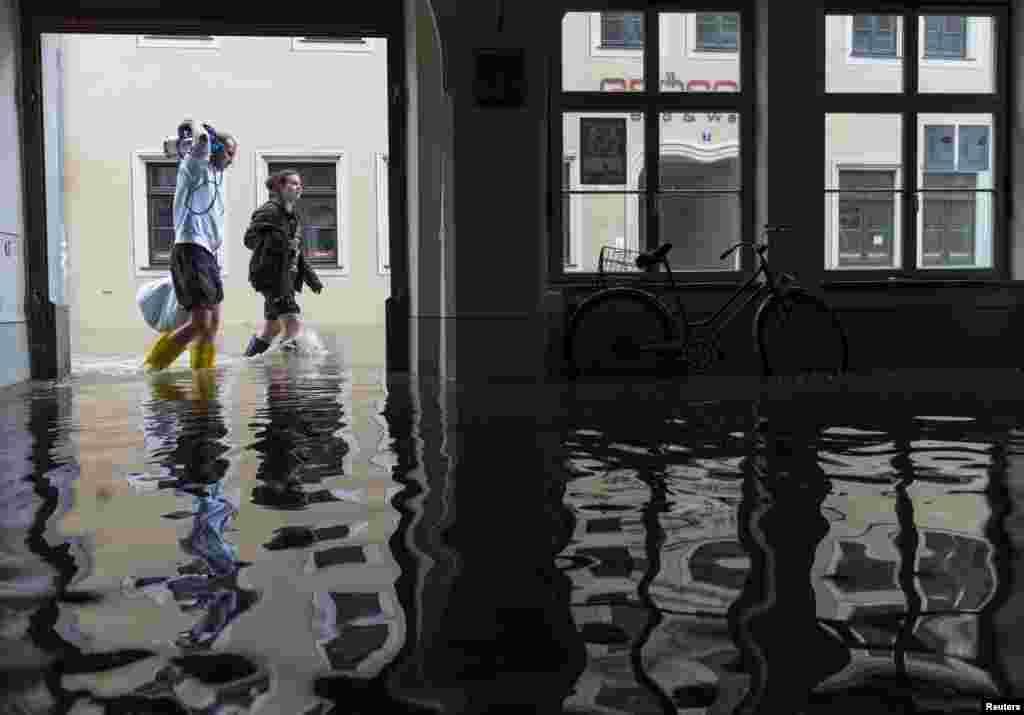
left=173, top=149, right=225, bottom=263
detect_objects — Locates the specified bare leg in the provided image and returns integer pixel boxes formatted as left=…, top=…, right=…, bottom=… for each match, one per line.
left=281, top=314, right=302, bottom=340
left=258, top=319, right=282, bottom=343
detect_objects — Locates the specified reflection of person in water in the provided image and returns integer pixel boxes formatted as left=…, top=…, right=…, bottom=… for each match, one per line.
left=726, top=402, right=851, bottom=714
left=248, top=360, right=351, bottom=511
left=123, top=373, right=261, bottom=652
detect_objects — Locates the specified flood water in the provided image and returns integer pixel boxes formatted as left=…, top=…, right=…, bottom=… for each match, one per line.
left=2, top=333, right=1023, bottom=714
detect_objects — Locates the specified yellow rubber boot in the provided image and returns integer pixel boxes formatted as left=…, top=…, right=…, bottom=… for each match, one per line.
left=202, top=342, right=217, bottom=370
left=190, top=342, right=203, bottom=370
left=144, top=332, right=188, bottom=372
left=192, top=369, right=217, bottom=401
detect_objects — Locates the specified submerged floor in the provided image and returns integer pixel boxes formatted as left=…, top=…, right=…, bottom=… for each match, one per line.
left=1, top=331, right=1023, bottom=714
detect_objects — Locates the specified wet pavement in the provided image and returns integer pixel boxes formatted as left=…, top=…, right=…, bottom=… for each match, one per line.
left=1, top=335, right=1023, bottom=714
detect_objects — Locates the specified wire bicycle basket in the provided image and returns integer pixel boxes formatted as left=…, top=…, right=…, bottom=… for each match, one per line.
left=598, top=245, right=646, bottom=275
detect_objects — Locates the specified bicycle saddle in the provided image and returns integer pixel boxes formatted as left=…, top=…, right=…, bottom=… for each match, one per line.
left=635, top=243, right=672, bottom=269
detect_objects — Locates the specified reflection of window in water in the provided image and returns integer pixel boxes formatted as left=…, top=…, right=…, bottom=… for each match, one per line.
left=312, top=591, right=402, bottom=673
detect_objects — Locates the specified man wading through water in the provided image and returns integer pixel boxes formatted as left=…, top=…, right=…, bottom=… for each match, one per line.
left=143, top=120, right=237, bottom=371
left=242, top=169, right=323, bottom=357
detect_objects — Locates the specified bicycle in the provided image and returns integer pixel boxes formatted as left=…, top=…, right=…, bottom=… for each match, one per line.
left=564, top=224, right=849, bottom=378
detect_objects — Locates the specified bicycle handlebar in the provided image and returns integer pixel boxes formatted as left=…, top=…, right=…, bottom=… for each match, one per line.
left=719, top=224, right=793, bottom=261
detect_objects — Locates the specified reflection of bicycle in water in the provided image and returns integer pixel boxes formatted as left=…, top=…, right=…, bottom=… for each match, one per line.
left=565, top=224, right=849, bottom=378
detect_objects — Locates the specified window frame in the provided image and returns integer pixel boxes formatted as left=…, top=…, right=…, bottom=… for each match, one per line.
left=145, top=161, right=176, bottom=269
left=255, top=149, right=350, bottom=276
left=554, top=6, right=754, bottom=284
left=130, top=150, right=228, bottom=277
left=821, top=5, right=1008, bottom=282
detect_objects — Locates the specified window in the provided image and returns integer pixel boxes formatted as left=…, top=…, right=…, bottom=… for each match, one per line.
left=695, top=13, right=739, bottom=52
left=600, top=12, right=643, bottom=49
left=558, top=10, right=750, bottom=278
left=924, top=16, right=966, bottom=59
left=837, top=169, right=897, bottom=267
left=131, top=152, right=228, bottom=276
left=851, top=15, right=898, bottom=58
left=921, top=173, right=976, bottom=266
left=137, top=35, right=220, bottom=49
left=145, top=161, right=177, bottom=267
left=267, top=161, right=340, bottom=268
left=291, top=37, right=378, bottom=54
left=823, top=10, right=1003, bottom=276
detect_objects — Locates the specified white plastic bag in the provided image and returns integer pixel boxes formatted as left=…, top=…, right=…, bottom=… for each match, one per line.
left=136, top=276, right=189, bottom=333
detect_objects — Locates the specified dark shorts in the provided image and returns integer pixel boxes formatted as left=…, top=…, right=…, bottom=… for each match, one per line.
left=263, top=293, right=301, bottom=321
left=170, top=242, right=223, bottom=311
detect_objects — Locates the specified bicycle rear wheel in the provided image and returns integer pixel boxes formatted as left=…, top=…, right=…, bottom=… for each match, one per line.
left=566, top=289, right=675, bottom=378
left=755, top=290, right=848, bottom=377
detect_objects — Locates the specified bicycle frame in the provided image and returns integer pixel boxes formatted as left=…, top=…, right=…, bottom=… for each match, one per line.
left=661, top=242, right=786, bottom=339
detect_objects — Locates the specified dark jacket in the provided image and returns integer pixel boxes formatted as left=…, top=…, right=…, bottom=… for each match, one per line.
left=244, top=199, right=322, bottom=297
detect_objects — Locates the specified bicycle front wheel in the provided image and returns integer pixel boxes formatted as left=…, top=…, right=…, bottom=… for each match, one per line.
left=566, top=289, right=675, bottom=378
left=755, top=290, right=848, bottom=377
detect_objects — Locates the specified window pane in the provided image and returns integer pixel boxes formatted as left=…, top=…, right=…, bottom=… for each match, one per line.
left=147, top=163, right=178, bottom=189
left=298, top=196, right=338, bottom=227
left=919, top=15, right=994, bottom=93
left=837, top=170, right=897, bottom=268
left=654, top=193, right=741, bottom=271
left=696, top=13, right=738, bottom=51
left=149, top=229, right=174, bottom=265
left=303, top=227, right=338, bottom=262
left=825, top=114, right=903, bottom=190
left=149, top=196, right=174, bottom=229
left=826, top=114, right=903, bottom=270
left=916, top=114, right=994, bottom=269
left=602, top=12, right=643, bottom=48
left=660, top=13, right=740, bottom=92
left=919, top=181, right=990, bottom=269
left=568, top=193, right=644, bottom=272
left=658, top=112, right=740, bottom=188
left=564, top=112, right=644, bottom=188
left=269, top=163, right=336, bottom=189
left=918, top=114, right=995, bottom=181
left=562, top=12, right=644, bottom=92
left=826, top=15, right=903, bottom=93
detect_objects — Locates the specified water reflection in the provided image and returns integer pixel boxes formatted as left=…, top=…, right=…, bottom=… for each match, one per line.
left=248, top=358, right=352, bottom=510
left=724, top=404, right=850, bottom=714
left=1, top=359, right=1021, bottom=712
left=557, top=391, right=1016, bottom=713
